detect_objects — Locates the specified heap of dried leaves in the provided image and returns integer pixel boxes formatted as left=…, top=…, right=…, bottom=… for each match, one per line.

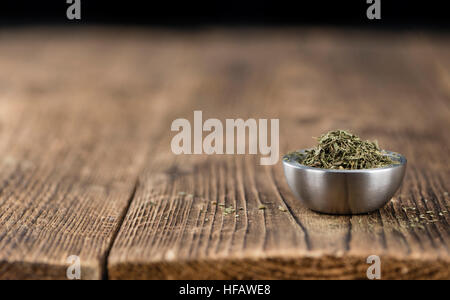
left=291, top=130, right=398, bottom=170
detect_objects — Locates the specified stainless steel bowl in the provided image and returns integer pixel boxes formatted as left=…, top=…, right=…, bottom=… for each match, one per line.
left=282, top=150, right=407, bottom=214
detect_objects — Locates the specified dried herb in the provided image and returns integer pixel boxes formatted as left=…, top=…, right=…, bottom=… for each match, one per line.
left=292, top=130, right=398, bottom=170
left=223, top=206, right=236, bottom=216
left=278, top=206, right=287, bottom=212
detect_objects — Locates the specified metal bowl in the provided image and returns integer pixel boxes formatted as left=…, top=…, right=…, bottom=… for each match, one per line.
left=282, top=150, right=407, bottom=214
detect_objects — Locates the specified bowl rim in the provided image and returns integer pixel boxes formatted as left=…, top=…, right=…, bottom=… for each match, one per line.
left=282, top=149, right=407, bottom=173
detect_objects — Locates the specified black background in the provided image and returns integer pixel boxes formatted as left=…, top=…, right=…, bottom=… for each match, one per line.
left=0, top=0, right=449, bottom=29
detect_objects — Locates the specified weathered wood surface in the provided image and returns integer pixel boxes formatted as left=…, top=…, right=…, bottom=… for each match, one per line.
left=0, top=28, right=182, bottom=279
left=0, top=28, right=449, bottom=279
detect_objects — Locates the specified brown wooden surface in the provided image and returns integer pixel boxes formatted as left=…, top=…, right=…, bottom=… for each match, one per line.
left=0, top=27, right=449, bottom=279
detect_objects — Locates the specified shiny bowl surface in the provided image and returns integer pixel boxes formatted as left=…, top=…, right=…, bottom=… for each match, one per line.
left=282, top=150, right=407, bottom=214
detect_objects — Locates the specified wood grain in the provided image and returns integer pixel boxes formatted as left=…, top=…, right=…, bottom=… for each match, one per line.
left=108, top=29, right=450, bottom=279
left=0, top=28, right=200, bottom=279
left=0, top=28, right=448, bottom=279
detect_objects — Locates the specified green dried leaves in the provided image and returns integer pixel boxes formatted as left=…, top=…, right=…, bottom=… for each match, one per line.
left=294, top=130, right=397, bottom=170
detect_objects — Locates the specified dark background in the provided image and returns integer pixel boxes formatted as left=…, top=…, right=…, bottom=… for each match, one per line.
left=0, top=0, right=449, bottom=29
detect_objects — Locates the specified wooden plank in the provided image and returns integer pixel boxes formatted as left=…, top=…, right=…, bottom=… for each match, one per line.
left=108, top=29, right=450, bottom=279
left=0, top=28, right=448, bottom=280
left=0, top=28, right=204, bottom=279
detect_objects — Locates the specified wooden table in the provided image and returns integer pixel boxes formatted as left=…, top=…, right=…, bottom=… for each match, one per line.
left=0, top=27, right=448, bottom=280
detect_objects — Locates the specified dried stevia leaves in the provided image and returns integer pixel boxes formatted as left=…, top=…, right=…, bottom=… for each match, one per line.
left=293, top=130, right=397, bottom=170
